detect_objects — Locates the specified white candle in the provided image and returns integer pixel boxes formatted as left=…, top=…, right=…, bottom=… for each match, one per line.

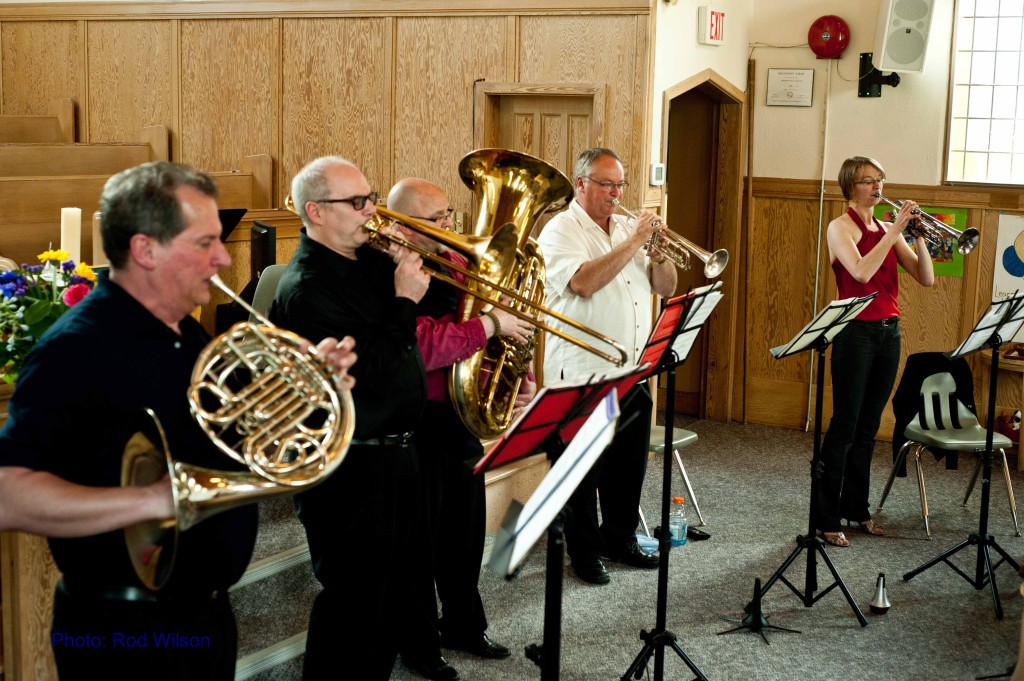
left=60, top=207, right=82, bottom=264
left=91, top=211, right=107, bottom=267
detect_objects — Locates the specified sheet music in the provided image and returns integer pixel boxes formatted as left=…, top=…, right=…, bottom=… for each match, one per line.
left=949, top=291, right=1024, bottom=358
left=669, top=282, right=724, bottom=361
left=490, top=390, right=620, bottom=576
left=768, top=293, right=876, bottom=359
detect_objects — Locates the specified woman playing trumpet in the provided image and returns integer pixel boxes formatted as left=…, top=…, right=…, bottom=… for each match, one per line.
left=816, top=156, right=934, bottom=547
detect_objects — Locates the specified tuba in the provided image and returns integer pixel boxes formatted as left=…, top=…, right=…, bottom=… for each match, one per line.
left=449, top=149, right=574, bottom=439
left=122, top=275, right=355, bottom=589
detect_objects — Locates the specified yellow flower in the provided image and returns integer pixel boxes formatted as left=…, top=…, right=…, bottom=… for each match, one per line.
left=38, top=249, right=70, bottom=264
left=74, top=262, right=96, bottom=282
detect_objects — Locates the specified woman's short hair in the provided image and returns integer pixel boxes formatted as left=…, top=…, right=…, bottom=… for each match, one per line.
left=838, top=156, right=885, bottom=200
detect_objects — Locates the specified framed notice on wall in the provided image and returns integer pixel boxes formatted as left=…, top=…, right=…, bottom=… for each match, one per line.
left=766, top=69, right=813, bottom=107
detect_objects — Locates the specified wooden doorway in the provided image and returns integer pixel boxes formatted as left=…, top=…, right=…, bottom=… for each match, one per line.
left=473, top=82, right=605, bottom=188
left=660, top=69, right=745, bottom=421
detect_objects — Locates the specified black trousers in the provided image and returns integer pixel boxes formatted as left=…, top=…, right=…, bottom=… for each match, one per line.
left=401, top=400, right=490, bottom=661
left=296, top=442, right=420, bottom=680
left=565, top=382, right=653, bottom=562
left=51, top=584, right=237, bottom=681
left=815, top=319, right=901, bottom=532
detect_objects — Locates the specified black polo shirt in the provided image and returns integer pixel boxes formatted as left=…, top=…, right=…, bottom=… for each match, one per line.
left=0, top=273, right=257, bottom=596
left=271, top=231, right=426, bottom=438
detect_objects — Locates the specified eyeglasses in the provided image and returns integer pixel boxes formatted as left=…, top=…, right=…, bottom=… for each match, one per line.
left=409, top=208, right=455, bottom=223
left=854, top=177, right=885, bottom=186
left=585, top=176, right=629, bottom=191
left=316, top=191, right=379, bottom=211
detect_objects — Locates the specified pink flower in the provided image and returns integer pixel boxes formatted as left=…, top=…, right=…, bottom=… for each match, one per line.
left=62, top=283, right=91, bottom=308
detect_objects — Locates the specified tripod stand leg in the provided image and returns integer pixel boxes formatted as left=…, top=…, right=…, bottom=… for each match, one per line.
left=903, top=537, right=972, bottom=581
left=813, top=544, right=868, bottom=626
left=981, top=542, right=1004, bottom=620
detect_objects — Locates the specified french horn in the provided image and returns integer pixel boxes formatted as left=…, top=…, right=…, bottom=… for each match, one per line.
left=122, top=275, right=355, bottom=590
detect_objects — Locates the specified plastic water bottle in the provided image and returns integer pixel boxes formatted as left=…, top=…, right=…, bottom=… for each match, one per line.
left=669, top=496, right=688, bottom=546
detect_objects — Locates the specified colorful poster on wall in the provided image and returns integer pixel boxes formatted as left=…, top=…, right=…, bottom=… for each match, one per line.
left=993, top=214, right=1024, bottom=343
left=873, top=205, right=967, bottom=277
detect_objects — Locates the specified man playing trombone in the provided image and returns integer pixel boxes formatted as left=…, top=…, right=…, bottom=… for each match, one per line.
left=536, top=147, right=677, bottom=585
left=387, top=177, right=534, bottom=680
left=271, top=156, right=430, bottom=680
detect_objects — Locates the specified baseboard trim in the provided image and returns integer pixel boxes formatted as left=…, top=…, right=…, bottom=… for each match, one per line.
left=235, top=632, right=307, bottom=680
left=231, top=544, right=311, bottom=591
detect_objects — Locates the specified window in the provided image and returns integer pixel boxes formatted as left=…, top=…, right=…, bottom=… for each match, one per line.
left=947, top=0, right=1024, bottom=184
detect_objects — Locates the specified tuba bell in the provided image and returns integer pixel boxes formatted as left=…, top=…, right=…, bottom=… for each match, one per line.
left=449, top=148, right=574, bottom=440
left=122, top=275, right=355, bottom=590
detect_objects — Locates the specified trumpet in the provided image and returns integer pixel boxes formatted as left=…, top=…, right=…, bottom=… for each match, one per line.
left=611, top=200, right=729, bottom=278
left=284, top=196, right=628, bottom=367
left=873, top=192, right=979, bottom=255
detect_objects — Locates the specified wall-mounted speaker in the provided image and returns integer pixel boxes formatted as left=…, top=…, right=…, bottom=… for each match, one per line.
left=871, top=0, right=935, bottom=73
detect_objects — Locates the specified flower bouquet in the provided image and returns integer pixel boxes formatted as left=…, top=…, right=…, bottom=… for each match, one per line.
left=0, top=249, right=96, bottom=384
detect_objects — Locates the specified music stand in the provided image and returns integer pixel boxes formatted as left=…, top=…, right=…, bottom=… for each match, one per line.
left=481, top=366, right=646, bottom=681
left=621, top=281, right=722, bottom=681
left=727, top=293, right=877, bottom=638
left=902, top=292, right=1024, bottom=619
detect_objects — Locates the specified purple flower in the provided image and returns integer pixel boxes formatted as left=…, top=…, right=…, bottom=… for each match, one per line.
left=61, top=260, right=75, bottom=272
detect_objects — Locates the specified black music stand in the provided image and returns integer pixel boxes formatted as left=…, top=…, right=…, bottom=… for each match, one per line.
left=480, top=365, right=646, bottom=681
left=902, top=292, right=1024, bottom=619
left=621, top=281, right=722, bottom=681
left=727, top=293, right=877, bottom=638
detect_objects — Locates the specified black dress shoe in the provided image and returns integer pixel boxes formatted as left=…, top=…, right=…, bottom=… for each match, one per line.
left=442, top=633, right=512, bottom=659
left=687, top=526, right=711, bottom=541
left=603, top=541, right=659, bottom=569
left=404, top=656, right=460, bottom=681
left=571, top=557, right=611, bottom=584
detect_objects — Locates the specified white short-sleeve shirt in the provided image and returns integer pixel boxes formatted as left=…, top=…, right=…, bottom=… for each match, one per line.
left=537, top=199, right=653, bottom=382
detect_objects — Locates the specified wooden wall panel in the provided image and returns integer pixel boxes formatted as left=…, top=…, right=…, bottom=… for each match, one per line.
left=1, top=21, right=81, bottom=118
left=86, top=21, right=175, bottom=144
left=746, top=196, right=822, bottom=385
left=518, top=15, right=644, bottom=206
left=393, top=16, right=507, bottom=208
left=281, top=18, right=390, bottom=202
left=180, top=19, right=276, bottom=174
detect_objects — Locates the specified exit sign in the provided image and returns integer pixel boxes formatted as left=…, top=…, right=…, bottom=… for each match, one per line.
left=698, top=5, right=726, bottom=45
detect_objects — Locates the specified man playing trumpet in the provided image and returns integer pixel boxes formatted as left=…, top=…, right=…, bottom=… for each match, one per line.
left=536, top=147, right=677, bottom=585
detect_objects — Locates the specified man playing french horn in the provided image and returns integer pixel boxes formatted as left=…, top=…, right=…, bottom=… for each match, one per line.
left=0, top=161, right=357, bottom=681
left=537, top=147, right=677, bottom=586
left=386, top=177, right=534, bottom=680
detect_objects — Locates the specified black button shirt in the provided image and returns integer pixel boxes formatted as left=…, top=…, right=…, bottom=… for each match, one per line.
left=270, top=231, right=426, bottom=438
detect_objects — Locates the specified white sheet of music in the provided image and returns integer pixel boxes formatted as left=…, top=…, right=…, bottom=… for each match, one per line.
left=768, top=294, right=875, bottom=359
left=495, top=390, right=620, bottom=576
left=669, top=282, right=724, bottom=363
left=950, top=291, right=1024, bottom=358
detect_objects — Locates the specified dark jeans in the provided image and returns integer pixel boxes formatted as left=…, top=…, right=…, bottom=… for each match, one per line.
left=565, top=382, right=653, bottom=562
left=815, top=319, right=901, bottom=533
left=296, top=443, right=420, bottom=680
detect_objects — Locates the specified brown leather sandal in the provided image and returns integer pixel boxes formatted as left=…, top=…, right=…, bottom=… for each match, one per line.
left=850, top=519, right=885, bottom=536
left=821, top=531, right=850, bottom=547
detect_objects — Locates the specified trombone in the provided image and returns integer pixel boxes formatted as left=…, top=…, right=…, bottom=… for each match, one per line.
left=611, top=200, right=729, bottom=278
left=284, top=197, right=629, bottom=367
left=873, top=192, right=980, bottom=255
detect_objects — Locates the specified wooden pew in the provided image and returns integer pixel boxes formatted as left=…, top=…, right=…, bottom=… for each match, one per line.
left=0, top=98, right=75, bottom=143
left=0, top=125, right=169, bottom=177
left=0, top=154, right=272, bottom=267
